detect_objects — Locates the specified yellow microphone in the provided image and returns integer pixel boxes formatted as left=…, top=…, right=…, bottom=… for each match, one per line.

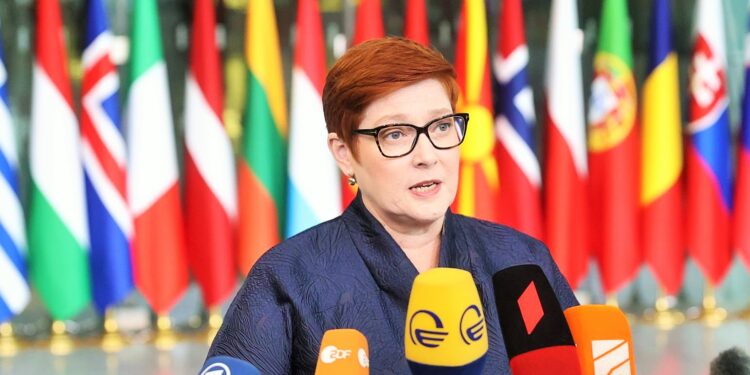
left=314, top=328, right=369, bottom=375
left=405, top=267, right=488, bottom=374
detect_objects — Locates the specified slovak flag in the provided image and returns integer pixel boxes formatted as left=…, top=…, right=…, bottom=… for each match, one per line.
left=686, top=0, right=733, bottom=286
left=492, top=0, right=542, bottom=239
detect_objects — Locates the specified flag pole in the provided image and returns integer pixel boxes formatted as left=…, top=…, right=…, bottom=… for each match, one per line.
left=0, top=322, right=20, bottom=357
left=699, top=284, right=726, bottom=326
left=101, top=308, right=125, bottom=352
left=206, top=307, right=223, bottom=345
left=50, top=320, right=74, bottom=355
left=153, top=314, right=177, bottom=350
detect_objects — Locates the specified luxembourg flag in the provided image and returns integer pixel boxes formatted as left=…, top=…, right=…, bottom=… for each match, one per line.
left=686, top=0, right=733, bottom=286
left=81, top=0, right=134, bottom=313
left=492, top=0, right=543, bottom=239
left=286, top=0, right=340, bottom=238
left=0, top=30, right=30, bottom=323
left=735, top=19, right=750, bottom=268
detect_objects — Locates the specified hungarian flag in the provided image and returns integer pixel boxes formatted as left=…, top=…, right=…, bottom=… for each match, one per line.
left=641, top=0, right=684, bottom=296
left=453, top=0, right=501, bottom=222
left=286, top=0, right=341, bottom=238
left=0, top=28, right=30, bottom=322
left=737, top=19, right=750, bottom=269
left=543, top=0, right=588, bottom=289
left=126, top=0, right=189, bottom=314
left=81, top=0, right=134, bottom=312
left=404, top=0, right=429, bottom=46
left=184, top=0, right=237, bottom=308
left=492, top=0, right=542, bottom=239
left=29, top=0, right=91, bottom=320
left=687, top=0, right=732, bottom=286
left=237, top=0, right=287, bottom=275
left=587, top=0, right=640, bottom=294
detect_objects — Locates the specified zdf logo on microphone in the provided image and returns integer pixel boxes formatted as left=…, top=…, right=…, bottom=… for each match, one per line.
left=592, top=339, right=631, bottom=375
left=320, top=345, right=352, bottom=364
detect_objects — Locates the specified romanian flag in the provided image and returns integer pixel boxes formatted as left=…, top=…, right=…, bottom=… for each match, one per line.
left=184, top=0, right=237, bottom=308
left=587, top=0, right=640, bottom=294
left=687, top=0, right=732, bottom=286
left=286, top=0, right=341, bottom=238
left=81, top=0, right=134, bottom=312
left=404, top=0, right=429, bottom=46
left=453, top=0, right=501, bottom=222
left=492, top=0, right=542, bottom=239
left=29, top=0, right=91, bottom=320
left=237, top=0, right=287, bottom=275
left=737, top=19, right=750, bottom=269
left=0, top=26, right=30, bottom=322
left=543, top=0, right=588, bottom=289
left=641, top=0, right=684, bottom=296
left=126, top=0, right=189, bottom=314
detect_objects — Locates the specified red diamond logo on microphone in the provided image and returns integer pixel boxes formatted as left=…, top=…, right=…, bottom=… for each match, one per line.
left=517, top=281, right=543, bottom=335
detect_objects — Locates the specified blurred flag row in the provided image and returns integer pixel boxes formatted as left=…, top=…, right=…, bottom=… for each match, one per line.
left=3, top=0, right=750, bottom=325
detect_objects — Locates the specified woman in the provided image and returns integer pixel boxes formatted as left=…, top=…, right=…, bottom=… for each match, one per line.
left=207, top=37, right=577, bottom=374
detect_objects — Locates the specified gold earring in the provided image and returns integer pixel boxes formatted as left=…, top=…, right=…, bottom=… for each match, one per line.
left=347, top=175, right=357, bottom=186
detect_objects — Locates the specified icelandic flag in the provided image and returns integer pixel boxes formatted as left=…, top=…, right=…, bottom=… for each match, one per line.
left=0, top=27, right=30, bottom=323
left=81, top=0, right=133, bottom=312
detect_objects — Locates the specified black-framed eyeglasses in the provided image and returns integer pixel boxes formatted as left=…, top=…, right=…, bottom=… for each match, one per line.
left=353, top=113, right=469, bottom=158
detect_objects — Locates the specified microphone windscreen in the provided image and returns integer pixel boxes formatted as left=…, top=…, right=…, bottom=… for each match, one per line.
left=710, top=347, right=750, bottom=375
left=492, top=264, right=580, bottom=375
left=564, top=304, right=635, bottom=375
left=405, top=267, right=488, bottom=374
left=315, top=328, right=370, bottom=375
left=199, top=356, right=261, bottom=375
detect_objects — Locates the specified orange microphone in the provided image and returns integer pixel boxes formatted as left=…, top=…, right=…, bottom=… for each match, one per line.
left=314, top=328, right=369, bottom=375
left=564, top=304, right=636, bottom=375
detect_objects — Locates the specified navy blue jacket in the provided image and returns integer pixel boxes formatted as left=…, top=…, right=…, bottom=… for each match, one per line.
left=207, top=194, right=578, bottom=374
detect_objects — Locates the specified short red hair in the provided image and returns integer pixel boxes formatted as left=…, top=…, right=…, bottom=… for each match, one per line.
left=322, top=37, right=459, bottom=155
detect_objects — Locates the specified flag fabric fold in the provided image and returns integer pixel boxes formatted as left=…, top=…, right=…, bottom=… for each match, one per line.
left=404, top=0, right=429, bottom=46
left=29, top=0, right=92, bottom=320
left=0, top=27, right=30, bottom=322
left=641, top=0, right=684, bottom=296
left=184, top=0, right=237, bottom=308
left=687, top=0, right=733, bottom=286
left=492, top=0, right=542, bottom=239
left=286, top=0, right=341, bottom=238
left=127, top=0, right=189, bottom=314
left=543, top=0, right=589, bottom=289
left=737, top=19, right=750, bottom=269
left=237, top=0, right=288, bottom=275
left=586, top=0, right=641, bottom=294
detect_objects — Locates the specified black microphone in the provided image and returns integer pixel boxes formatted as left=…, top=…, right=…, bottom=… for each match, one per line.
left=199, top=356, right=261, bottom=375
left=710, top=347, right=750, bottom=375
left=492, top=264, right=581, bottom=374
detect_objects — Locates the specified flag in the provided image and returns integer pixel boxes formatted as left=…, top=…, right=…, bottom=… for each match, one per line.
left=81, top=0, right=134, bottom=312
left=492, top=0, right=542, bottom=239
left=126, top=0, right=189, bottom=314
left=29, top=0, right=91, bottom=320
left=543, top=0, right=588, bottom=289
left=737, top=19, right=750, bottom=268
left=0, top=29, right=30, bottom=323
left=237, top=0, right=287, bottom=275
left=404, top=0, right=429, bottom=46
left=184, top=0, right=237, bottom=308
left=687, top=0, right=732, bottom=286
left=586, top=0, right=640, bottom=294
left=286, top=0, right=341, bottom=238
left=641, top=0, right=684, bottom=296
left=453, top=0, right=501, bottom=222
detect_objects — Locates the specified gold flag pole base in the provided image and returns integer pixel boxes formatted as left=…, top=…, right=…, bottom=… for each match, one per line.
left=205, top=308, right=223, bottom=345
left=642, top=293, right=685, bottom=330
left=153, top=314, right=177, bottom=351
left=0, top=322, right=21, bottom=357
left=738, top=305, right=750, bottom=320
left=49, top=320, right=74, bottom=356
left=699, top=286, right=727, bottom=327
left=101, top=308, right=126, bottom=353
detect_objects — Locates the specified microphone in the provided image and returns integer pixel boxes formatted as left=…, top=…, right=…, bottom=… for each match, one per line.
left=199, top=356, right=261, bottom=375
left=405, top=267, right=488, bottom=374
left=315, top=328, right=370, bottom=374
left=564, top=304, right=635, bottom=375
left=710, top=347, right=750, bottom=375
left=492, top=264, right=581, bottom=374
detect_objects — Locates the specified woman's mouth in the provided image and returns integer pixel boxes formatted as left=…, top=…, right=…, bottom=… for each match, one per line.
left=409, top=180, right=441, bottom=195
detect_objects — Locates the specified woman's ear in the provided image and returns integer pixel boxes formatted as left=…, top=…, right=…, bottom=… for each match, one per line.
left=328, top=133, right=355, bottom=176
